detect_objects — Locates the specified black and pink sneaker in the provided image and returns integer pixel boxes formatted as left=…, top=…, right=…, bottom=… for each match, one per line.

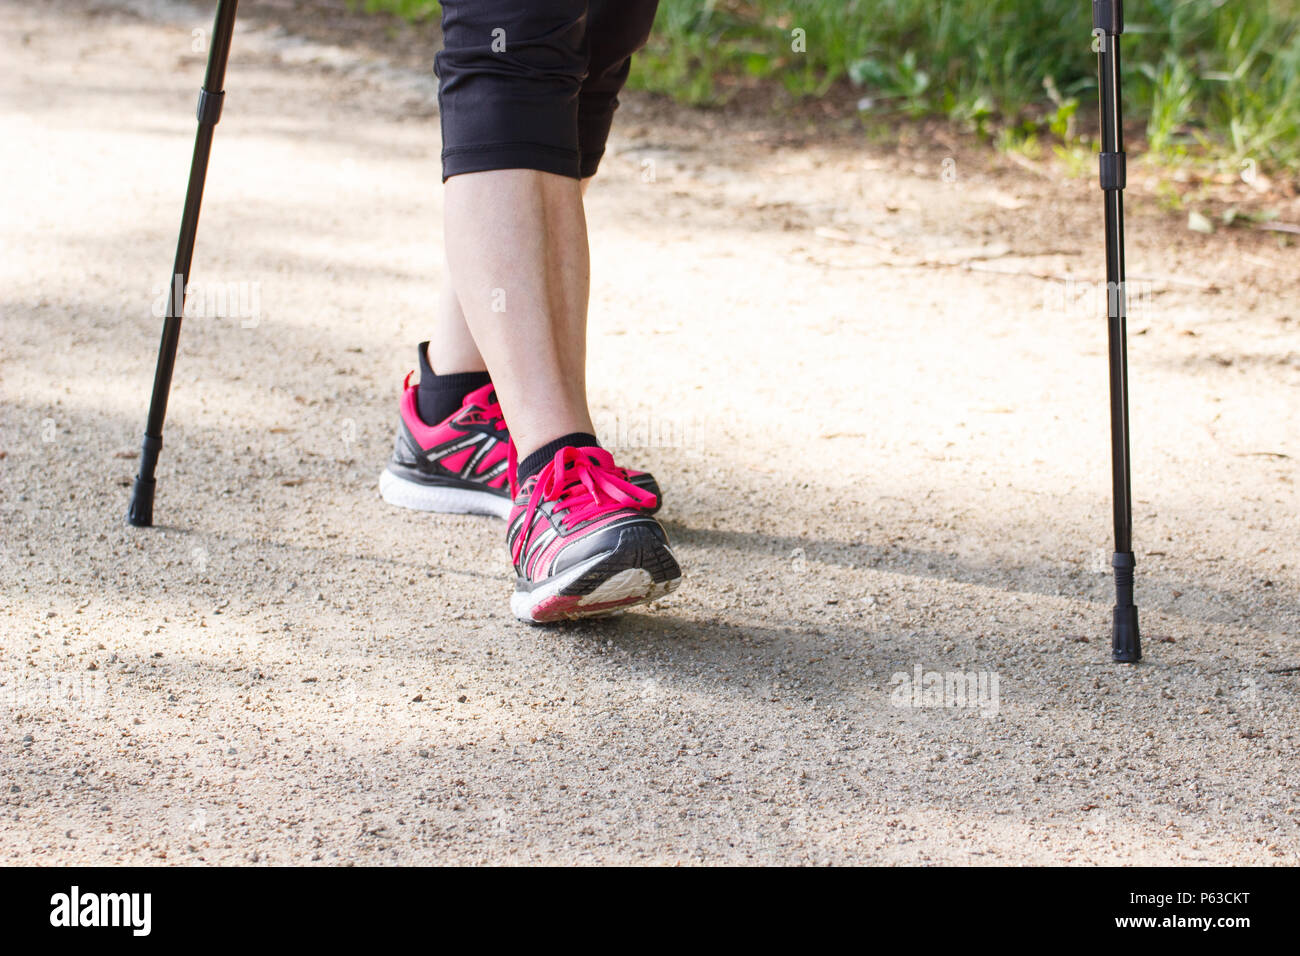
left=508, top=445, right=681, bottom=623
left=380, top=374, right=661, bottom=519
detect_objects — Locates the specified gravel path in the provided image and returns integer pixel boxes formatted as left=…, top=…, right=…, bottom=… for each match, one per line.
left=2, top=0, right=1298, bottom=865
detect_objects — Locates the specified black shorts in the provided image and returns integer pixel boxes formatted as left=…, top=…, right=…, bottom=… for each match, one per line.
left=434, top=0, right=659, bottom=181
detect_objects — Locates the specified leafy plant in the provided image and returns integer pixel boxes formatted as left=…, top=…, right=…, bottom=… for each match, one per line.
left=362, top=0, right=1300, bottom=175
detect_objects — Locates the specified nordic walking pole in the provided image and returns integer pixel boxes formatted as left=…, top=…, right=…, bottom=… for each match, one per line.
left=1093, top=0, right=1140, bottom=662
left=127, top=0, right=239, bottom=527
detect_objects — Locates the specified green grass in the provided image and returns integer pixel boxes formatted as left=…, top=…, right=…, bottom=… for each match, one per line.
left=633, top=0, right=1300, bottom=174
left=355, top=0, right=439, bottom=20
left=359, top=0, right=1300, bottom=175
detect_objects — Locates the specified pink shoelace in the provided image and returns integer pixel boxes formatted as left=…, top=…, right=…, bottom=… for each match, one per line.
left=509, top=446, right=656, bottom=566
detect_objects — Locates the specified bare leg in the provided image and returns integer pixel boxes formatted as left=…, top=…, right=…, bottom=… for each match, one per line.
left=441, top=169, right=593, bottom=459
left=426, top=260, right=487, bottom=374
left=429, top=177, right=594, bottom=380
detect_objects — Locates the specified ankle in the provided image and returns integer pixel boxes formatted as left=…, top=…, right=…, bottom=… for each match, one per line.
left=414, top=341, right=491, bottom=424
left=516, top=432, right=600, bottom=483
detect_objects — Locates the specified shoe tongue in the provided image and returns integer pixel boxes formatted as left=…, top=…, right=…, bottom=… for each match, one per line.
left=577, top=446, right=612, bottom=470
left=555, top=449, right=619, bottom=496
left=558, top=447, right=601, bottom=470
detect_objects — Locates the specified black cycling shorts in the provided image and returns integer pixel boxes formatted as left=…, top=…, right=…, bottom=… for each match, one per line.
left=434, top=0, right=660, bottom=181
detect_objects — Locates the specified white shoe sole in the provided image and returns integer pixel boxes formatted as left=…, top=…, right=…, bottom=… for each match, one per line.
left=379, top=468, right=512, bottom=519
left=511, top=547, right=682, bottom=624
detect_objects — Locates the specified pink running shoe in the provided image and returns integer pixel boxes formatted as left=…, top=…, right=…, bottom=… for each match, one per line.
left=380, top=373, right=661, bottom=519
left=507, top=445, right=681, bottom=623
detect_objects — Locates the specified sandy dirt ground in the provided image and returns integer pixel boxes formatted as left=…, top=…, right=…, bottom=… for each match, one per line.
left=2, top=0, right=1299, bottom=865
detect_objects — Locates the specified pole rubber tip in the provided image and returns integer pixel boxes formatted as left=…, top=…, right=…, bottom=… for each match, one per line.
left=126, top=477, right=156, bottom=527
left=1111, top=604, right=1141, bottom=662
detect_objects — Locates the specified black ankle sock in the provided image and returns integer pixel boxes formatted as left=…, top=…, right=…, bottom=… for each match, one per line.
left=415, top=341, right=491, bottom=425
left=517, top=432, right=600, bottom=484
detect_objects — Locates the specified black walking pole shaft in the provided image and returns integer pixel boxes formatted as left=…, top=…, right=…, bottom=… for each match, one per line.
left=1094, top=0, right=1140, bottom=661
left=127, top=0, right=239, bottom=527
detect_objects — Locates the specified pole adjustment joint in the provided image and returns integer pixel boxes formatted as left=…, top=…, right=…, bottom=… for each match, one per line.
left=196, top=88, right=225, bottom=126
left=139, top=432, right=163, bottom=459
left=1099, top=151, right=1126, bottom=191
